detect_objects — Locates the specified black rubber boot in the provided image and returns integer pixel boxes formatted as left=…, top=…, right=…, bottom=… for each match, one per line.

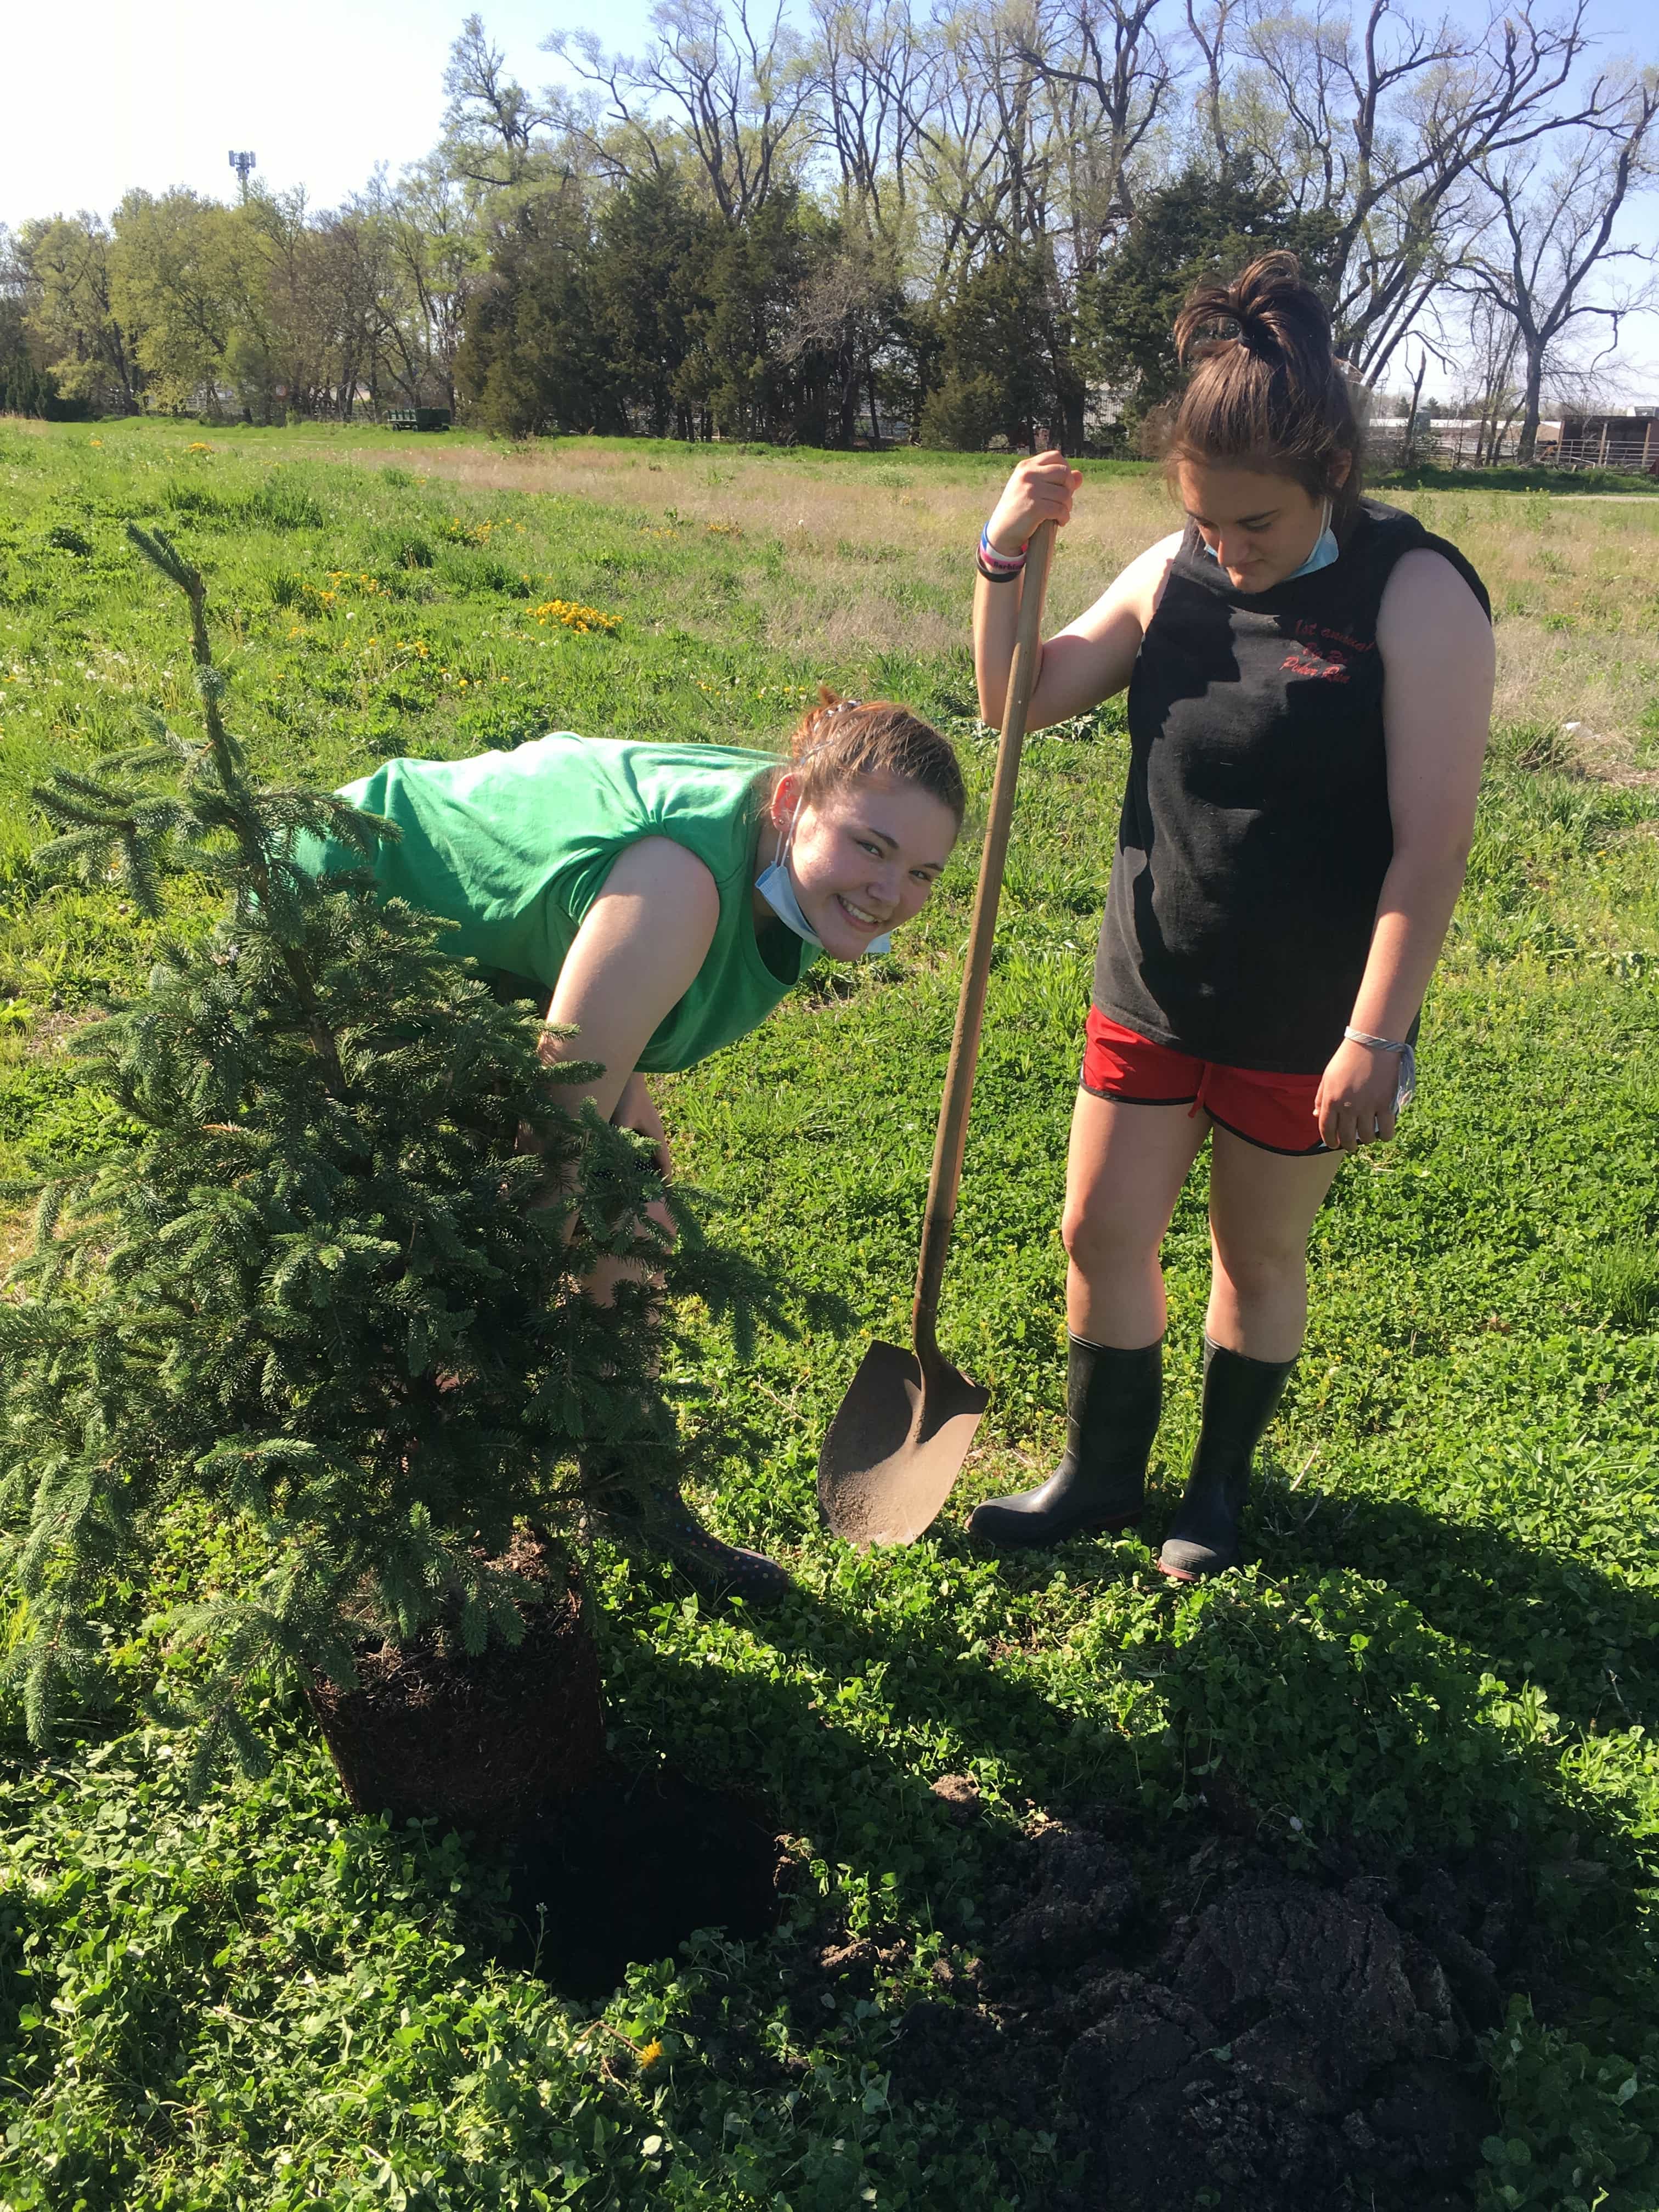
left=968, top=1334, right=1163, bottom=1548
left=1155, top=1338, right=1295, bottom=1581
left=587, top=1451, right=794, bottom=1606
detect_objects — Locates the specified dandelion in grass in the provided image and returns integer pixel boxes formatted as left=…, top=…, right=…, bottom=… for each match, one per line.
left=531, top=599, right=620, bottom=635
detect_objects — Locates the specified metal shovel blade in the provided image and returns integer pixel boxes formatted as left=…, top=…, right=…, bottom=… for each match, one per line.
left=817, top=1340, right=990, bottom=1547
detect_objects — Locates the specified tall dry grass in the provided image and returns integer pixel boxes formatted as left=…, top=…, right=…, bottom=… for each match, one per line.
left=316, top=438, right=1658, bottom=762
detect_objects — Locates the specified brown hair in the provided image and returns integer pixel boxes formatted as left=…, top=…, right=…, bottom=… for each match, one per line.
left=1159, top=251, right=1363, bottom=520
left=769, top=687, right=966, bottom=828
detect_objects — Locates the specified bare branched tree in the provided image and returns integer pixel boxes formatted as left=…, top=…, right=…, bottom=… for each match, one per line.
left=443, top=15, right=550, bottom=188
left=805, top=0, right=938, bottom=236
left=1187, top=0, right=1623, bottom=377
left=545, top=0, right=813, bottom=221
left=1012, top=0, right=1177, bottom=266
left=1457, top=71, right=1659, bottom=461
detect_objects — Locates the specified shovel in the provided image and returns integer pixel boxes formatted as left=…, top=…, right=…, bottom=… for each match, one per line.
left=818, top=518, right=1056, bottom=1547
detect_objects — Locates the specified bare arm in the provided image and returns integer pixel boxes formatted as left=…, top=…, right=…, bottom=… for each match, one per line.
left=534, top=837, right=720, bottom=1123
left=972, top=454, right=1182, bottom=731
left=1314, top=550, right=1495, bottom=1149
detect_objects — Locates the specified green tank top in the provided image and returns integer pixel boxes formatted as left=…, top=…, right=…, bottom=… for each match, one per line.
left=292, top=734, right=816, bottom=1073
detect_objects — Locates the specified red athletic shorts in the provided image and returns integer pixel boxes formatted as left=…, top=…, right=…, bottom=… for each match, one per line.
left=1081, top=1008, right=1328, bottom=1156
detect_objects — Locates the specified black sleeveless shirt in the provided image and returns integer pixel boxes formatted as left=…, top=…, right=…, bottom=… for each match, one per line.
left=1091, top=499, right=1489, bottom=1075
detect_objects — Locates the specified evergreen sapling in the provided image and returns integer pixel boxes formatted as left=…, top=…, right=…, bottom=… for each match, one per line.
left=0, top=523, right=788, bottom=1794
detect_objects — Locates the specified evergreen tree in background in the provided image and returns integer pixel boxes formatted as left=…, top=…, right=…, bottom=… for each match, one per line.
left=0, top=296, right=86, bottom=420
left=458, top=187, right=631, bottom=437
left=1079, top=165, right=1344, bottom=429
left=0, top=525, right=785, bottom=1790
left=919, top=244, right=1083, bottom=454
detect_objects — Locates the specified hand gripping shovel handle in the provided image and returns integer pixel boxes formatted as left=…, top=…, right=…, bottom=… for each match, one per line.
left=911, top=519, right=1055, bottom=1376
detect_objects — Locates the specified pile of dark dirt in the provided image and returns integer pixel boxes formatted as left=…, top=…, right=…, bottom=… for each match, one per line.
left=888, top=1798, right=1537, bottom=2211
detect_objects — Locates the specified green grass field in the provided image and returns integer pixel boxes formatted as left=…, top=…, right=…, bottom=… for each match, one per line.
left=3, top=417, right=1659, bottom=2209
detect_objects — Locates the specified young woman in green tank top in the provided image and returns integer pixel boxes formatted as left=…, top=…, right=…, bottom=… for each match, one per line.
left=296, top=695, right=967, bottom=1602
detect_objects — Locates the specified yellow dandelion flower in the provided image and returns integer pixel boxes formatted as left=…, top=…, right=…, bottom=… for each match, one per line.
left=637, top=2041, right=664, bottom=2069
left=529, top=598, right=620, bottom=635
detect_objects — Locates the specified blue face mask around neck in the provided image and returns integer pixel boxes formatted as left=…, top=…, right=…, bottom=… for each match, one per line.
left=1204, top=499, right=1338, bottom=583
left=755, top=809, right=894, bottom=960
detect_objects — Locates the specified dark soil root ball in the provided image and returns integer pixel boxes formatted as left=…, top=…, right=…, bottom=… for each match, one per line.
left=309, top=1549, right=604, bottom=1837
left=890, top=1808, right=1503, bottom=2212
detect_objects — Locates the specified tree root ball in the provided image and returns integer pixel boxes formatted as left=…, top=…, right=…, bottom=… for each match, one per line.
left=307, top=1540, right=604, bottom=1836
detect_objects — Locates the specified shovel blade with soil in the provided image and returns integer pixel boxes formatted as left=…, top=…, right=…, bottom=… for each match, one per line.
left=819, top=522, right=1053, bottom=1547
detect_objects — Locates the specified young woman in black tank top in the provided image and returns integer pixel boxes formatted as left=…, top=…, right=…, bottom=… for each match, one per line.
left=968, top=253, right=1494, bottom=1579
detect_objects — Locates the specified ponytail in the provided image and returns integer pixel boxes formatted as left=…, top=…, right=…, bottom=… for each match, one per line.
left=1159, top=251, right=1363, bottom=519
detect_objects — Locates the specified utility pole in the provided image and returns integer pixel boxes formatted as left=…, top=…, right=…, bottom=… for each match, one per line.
left=228, top=150, right=256, bottom=200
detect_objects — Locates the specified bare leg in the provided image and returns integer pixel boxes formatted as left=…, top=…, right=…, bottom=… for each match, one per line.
left=968, top=1092, right=1205, bottom=1547
left=582, top=1072, right=676, bottom=1310
left=1205, top=1127, right=1345, bottom=1362
left=580, top=1078, right=790, bottom=1602
left=1063, top=1091, right=1211, bottom=1347
left=1155, top=1133, right=1344, bottom=1579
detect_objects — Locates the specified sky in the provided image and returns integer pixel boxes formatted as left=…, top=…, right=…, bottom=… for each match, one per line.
left=4, top=0, right=1654, bottom=398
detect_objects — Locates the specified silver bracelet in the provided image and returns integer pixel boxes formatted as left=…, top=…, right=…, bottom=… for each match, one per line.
left=1344, top=1024, right=1409, bottom=1053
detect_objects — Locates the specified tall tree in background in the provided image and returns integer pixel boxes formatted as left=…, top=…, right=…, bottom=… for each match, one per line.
left=1186, top=0, right=1622, bottom=377
left=16, top=215, right=143, bottom=413
left=676, top=188, right=830, bottom=438
left=1015, top=0, right=1177, bottom=273
left=806, top=0, right=936, bottom=242
left=546, top=0, right=812, bottom=219
left=920, top=237, right=1081, bottom=449
left=593, top=171, right=720, bottom=436
left=0, top=228, right=82, bottom=417
left=443, top=13, right=551, bottom=189
left=457, top=183, right=628, bottom=435
left=1459, top=71, right=1659, bottom=461
left=377, top=159, right=486, bottom=411
left=780, top=218, right=911, bottom=441
left=108, top=190, right=247, bottom=414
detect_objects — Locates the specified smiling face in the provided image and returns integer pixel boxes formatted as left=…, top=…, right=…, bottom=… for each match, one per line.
left=764, top=771, right=960, bottom=961
left=1176, top=459, right=1347, bottom=591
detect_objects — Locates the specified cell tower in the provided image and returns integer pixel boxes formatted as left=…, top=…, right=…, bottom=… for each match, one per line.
left=228, top=150, right=256, bottom=195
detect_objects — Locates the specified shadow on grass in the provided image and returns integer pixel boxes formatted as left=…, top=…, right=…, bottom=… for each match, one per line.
left=1250, top=1466, right=1659, bottom=1741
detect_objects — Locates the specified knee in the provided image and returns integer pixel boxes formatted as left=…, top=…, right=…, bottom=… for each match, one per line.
left=1062, top=1196, right=1159, bottom=1278
left=1210, top=1234, right=1306, bottom=1307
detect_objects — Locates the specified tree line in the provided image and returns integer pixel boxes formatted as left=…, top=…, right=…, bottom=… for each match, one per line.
left=2, top=0, right=1655, bottom=461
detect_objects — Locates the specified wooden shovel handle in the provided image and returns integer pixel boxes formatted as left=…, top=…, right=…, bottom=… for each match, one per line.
left=912, top=518, right=1055, bottom=1373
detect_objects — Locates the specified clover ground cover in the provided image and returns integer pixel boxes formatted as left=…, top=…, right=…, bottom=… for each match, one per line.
left=1, top=419, right=1658, bottom=2208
